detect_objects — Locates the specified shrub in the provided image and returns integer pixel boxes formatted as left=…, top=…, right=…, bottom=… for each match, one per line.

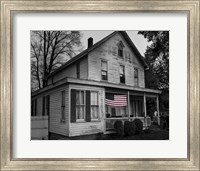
left=133, top=119, right=143, bottom=134
left=114, top=120, right=124, bottom=137
left=124, top=121, right=136, bottom=136
left=160, top=115, right=169, bottom=129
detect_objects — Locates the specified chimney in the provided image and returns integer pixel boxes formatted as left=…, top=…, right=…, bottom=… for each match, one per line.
left=88, top=37, right=93, bottom=48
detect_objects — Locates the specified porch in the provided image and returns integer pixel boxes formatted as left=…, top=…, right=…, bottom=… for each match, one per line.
left=104, top=88, right=161, bottom=131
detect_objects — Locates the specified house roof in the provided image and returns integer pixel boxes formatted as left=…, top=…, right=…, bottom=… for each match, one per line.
left=47, top=31, right=149, bottom=78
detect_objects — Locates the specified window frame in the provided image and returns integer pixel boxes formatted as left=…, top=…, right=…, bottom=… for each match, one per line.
left=90, top=91, right=100, bottom=121
left=117, top=41, right=124, bottom=58
left=61, top=90, right=66, bottom=123
left=101, top=60, right=108, bottom=81
left=75, top=90, right=86, bottom=122
left=119, top=65, right=125, bottom=84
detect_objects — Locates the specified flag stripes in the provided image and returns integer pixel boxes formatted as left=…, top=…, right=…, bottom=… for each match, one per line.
left=105, top=95, right=127, bottom=107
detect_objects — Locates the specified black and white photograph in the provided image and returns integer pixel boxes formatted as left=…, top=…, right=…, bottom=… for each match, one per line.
left=31, top=30, right=169, bottom=140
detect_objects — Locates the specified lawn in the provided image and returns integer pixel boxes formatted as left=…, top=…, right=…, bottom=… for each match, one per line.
left=54, top=125, right=169, bottom=140
left=97, top=128, right=169, bottom=140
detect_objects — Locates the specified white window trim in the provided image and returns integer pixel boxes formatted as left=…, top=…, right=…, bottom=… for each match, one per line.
left=101, top=60, right=108, bottom=81
left=76, top=90, right=86, bottom=122
left=90, top=91, right=100, bottom=121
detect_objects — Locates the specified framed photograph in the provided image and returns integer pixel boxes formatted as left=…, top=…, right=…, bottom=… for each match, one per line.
left=0, top=0, right=199, bottom=170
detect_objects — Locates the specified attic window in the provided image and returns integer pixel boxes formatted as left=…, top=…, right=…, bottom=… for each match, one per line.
left=134, top=68, right=139, bottom=86
left=117, top=41, right=124, bottom=58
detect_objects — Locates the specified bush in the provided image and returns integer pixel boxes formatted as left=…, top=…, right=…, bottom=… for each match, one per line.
left=114, top=120, right=124, bottom=137
left=160, top=114, right=169, bottom=129
left=133, top=119, right=143, bottom=134
left=124, top=121, right=136, bottom=136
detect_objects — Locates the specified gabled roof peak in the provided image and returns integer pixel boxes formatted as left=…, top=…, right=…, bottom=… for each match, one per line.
left=47, top=31, right=148, bottom=78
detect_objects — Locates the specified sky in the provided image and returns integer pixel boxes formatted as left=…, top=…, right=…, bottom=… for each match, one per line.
left=80, top=31, right=151, bottom=56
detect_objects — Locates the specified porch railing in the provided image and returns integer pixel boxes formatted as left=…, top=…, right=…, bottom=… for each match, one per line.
left=105, top=116, right=151, bottom=131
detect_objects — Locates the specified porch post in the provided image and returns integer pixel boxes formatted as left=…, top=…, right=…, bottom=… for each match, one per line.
left=156, top=95, right=160, bottom=125
left=143, top=93, right=147, bottom=127
left=128, top=91, right=130, bottom=119
left=143, top=93, right=147, bottom=117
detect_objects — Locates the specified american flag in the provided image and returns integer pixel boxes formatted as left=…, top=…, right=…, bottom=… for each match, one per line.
left=105, top=95, right=127, bottom=107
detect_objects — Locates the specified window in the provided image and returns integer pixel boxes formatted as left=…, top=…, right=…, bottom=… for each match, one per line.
left=42, top=96, right=45, bottom=116
left=134, top=68, right=139, bottom=86
left=76, top=90, right=85, bottom=120
left=118, top=41, right=124, bottom=58
left=31, top=100, right=34, bottom=116
left=31, top=99, right=37, bottom=116
left=61, top=91, right=66, bottom=122
left=76, top=62, right=80, bottom=78
left=101, top=61, right=108, bottom=81
left=46, top=95, right=50, bottom=116
left=34, top=99, right=37, bottom=116
left=91, top=91, right=99, bottom=119
left=120, top=65, right=125, bottom=83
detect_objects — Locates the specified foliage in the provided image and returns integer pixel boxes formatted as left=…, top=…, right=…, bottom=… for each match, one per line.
left=124, top=121, right=136, bottom=136
left=138, top=31, right=169, bottom=111
left=133, top=119, right=143, bottom=134
left=114, top=120, right=124, bottom=137
left=160, top=112, right=169, bottom=129
left=31, top=31, right=82, bottom=91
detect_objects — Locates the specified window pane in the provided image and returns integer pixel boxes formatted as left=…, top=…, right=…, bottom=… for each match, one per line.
left=102, top=75, right=107, bottom=80
left=101, top=61, right=107, bottom=71
left=80, top=91, right=84, bottom=104
left=101, top=71, right=107, bottom=80
left=61, top=107, right=65, bottom=120
left=79, top=106, right=84, bottom=119
left=134, top=68, right=138, bottom=78
left=76, top=106, right=80, bottom=119
left=118, top=49, right=123, bottom=57
left=120, top=75, right=125, bottom=83
left=91, top=92, right=98, bottom=105
left=135, top=78, right=138, bottom=86
left=61, top=91, right=65, bottom=106
left=76, top=91, right=80, bottom=104
left=120, top=66, right=124, bottom=74
left=91, top=106, right=98, bottom=119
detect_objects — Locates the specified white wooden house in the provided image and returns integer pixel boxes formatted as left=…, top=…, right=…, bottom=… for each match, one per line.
left=31, top=31, right=161, bottom=137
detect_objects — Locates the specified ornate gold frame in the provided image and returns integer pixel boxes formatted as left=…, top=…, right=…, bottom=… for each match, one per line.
left=1, top=0, right=199, bottom=170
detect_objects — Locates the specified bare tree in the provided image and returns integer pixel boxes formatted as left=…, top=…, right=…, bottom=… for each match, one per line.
left=31, top=31, right=82, bottom=91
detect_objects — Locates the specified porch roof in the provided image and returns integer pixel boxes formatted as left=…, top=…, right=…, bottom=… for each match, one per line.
left=32, top=77, right=161, bottom=97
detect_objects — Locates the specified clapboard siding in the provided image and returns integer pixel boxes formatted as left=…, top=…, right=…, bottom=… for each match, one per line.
left=48, top=57, right=88, bottom=85
left=49, top=86, right=69, bottom=136
left=31, top=116, right=48, bottom=140
left=32, top=85, right=69, bottom=136
left=88, top=32, right=145, bottom=88
left=69, top=122, right=103, bottom=136
left=79, top=57, right=88, bottom=79
left=68, top=84, right=105, bottom=136
left=53, top=65, right=76, bottom=83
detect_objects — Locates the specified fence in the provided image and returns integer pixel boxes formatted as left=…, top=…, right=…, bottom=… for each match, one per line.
left=31, top=116, right=48, bottom=140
